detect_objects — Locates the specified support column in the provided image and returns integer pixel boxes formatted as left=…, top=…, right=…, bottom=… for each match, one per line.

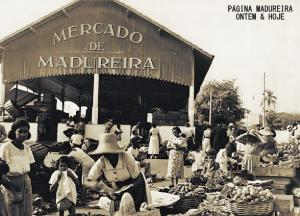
left=188, top=85, right=195, bottom=127
left=92, top=73, right=99, bottom=124
left=0, top=63, right=5, bottom=115
left=61, top=85, right=65, bottom=112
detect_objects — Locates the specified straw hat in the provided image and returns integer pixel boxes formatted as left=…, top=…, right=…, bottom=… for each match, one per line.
left=235, top=131, right=260, bottom=144
left=89, top=133, right=124, bottom=155
left=259, top=127, right=276, bottom=137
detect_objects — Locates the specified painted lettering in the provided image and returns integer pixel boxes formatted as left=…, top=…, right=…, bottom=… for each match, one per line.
left=53, top=30, right=67, bottom=45
left=37, top=56, right=54, bottom=68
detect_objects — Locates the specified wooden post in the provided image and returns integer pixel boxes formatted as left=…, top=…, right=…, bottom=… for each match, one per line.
left=188, top=85, right=195, bottom=126
left=92, top=73, right=99, bottom=124
left=0, top=62, right=5, bottom=114
left=209, top=91, right=212, bottom=124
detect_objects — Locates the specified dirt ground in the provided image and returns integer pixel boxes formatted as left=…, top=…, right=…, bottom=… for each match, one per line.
left=43, top=155, right=192, bottom=215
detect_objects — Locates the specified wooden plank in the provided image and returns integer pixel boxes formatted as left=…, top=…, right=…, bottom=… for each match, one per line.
left=252, top=167, right=296, bottom=177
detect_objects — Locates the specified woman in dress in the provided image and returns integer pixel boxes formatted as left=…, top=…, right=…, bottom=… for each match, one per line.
left=202, top=124, right=212, bottom=152
left=236, top=131, right=263, bottom=173
left=167, top=127, right=187, bottom=187
left=87, top=133, right=151, bottom=215
left=0, top=119, right=35, bottom=216
left=148, top=123, right=160, bottom=159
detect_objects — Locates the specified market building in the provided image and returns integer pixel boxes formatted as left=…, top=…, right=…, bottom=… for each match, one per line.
left=0, top=0, right=213, bottom=142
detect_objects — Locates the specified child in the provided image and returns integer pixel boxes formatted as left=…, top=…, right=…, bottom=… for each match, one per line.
left=60, top=142, right=95, bottom=203
left=187, top=147, right=206, bottom=174
left=49, top=156, right=79, bottom=216
left=201, top=149, right=218, bottom=180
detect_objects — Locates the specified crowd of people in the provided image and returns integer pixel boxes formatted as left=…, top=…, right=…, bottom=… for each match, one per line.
left=0, top=117, right=292, bottom=216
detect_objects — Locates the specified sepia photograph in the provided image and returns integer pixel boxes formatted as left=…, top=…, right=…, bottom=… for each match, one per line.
left=0, top=0, right=299, bottom=215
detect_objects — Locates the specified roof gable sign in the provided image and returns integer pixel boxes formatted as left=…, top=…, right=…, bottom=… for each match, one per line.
left=0, top=0, right=213, bottom=87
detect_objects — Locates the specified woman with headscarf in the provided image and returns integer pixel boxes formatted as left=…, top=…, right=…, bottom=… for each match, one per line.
left=166, top=126, right=187, bottom=187
left=0, top=119, right=35, bottom=216
left=236, top=131, right=263, bottom=173
left=87, top=133, right=151, bottom=215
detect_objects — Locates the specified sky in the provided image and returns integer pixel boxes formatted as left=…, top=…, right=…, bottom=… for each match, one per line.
left=0, top=0, right=299, bottom=115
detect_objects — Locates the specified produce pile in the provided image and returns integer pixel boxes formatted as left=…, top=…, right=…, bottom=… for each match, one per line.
left=166, top=182, right=206, bottom=198
left=277, top=142, right=298, bottom=155
left=191, top=193, right=232, bottom=216
left=260, top=154, right=300, bottom=168
left=227, top=184, right=273, bottom=204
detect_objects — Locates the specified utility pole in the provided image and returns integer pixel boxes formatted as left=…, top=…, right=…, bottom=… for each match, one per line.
left=209, top=90, right=212, bottom=124
left=263, top=72, right=266, bottom=127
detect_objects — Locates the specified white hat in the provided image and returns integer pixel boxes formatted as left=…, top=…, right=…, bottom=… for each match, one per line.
left=89, top=133, right=124, bottom=155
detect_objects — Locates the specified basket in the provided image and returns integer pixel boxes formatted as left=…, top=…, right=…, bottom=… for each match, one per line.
left=228, top=200, right=273, bottom=216
left=173, top=195, right=205, bottom=213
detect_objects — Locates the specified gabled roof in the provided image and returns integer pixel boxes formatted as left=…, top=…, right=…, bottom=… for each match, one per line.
left=0, top=0, right=213, bottom=60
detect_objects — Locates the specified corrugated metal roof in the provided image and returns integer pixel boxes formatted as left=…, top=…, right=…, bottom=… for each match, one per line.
left=0, top=0, right=213, bottom=60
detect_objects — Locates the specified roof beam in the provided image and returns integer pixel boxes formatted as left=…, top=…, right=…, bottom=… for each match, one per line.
left=62, top=9, right=70, bottom=17
left=30, top=26, right=37, bottom=34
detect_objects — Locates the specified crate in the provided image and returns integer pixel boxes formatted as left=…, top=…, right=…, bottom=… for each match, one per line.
left=252, top=167, right=296, bottom=177
left=273, top=194, right=294, bottom=214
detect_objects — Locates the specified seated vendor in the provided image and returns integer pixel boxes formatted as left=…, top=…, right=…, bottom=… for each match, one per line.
left=86, top=133, right=152, bottom=215
left=127, top=137, right=151, bottom=178
left=257, top=127, right=278, bottom=157
left=201, top=149, right=219, bottom=180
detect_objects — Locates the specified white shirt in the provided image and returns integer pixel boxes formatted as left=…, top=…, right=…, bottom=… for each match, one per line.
left=189, top=151, right=206, bottom=172
left=0, top=142, right=35, bottom=176
left=68, top=148, right=94, bottom=169
left=70, top=134, right=83, bottom=146
left=49, top=168, right=78, bottom=204
left=127, top=147, right=139, bottom=158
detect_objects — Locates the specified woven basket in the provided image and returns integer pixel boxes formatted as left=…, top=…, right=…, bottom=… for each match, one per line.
left=228, top=200, right=273, bottom=216
left=173, top=195, right=205, bottom=213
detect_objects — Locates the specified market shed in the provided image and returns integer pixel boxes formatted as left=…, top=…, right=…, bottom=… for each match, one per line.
left=0, top=0, right=213, bottom=127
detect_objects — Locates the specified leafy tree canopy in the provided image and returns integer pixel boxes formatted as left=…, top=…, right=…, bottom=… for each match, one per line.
left=195, top=80, right=247, bottom=125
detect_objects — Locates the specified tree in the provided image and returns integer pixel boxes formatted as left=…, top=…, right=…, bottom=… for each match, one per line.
left=261, top=90, right=277, bottom=112
left=195, top=80, right=247, bottom=125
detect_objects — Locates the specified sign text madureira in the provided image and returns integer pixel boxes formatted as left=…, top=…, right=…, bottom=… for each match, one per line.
left=37, top=56, right=155, bottom=70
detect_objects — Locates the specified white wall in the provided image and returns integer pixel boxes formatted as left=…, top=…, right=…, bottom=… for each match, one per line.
left=1, top=122, right=190, bottom=145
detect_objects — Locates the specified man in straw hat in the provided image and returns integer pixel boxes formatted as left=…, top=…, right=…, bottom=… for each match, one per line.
left=86, top=133, right=152, bottom=215
left=236, top=131, right=263, bottom=173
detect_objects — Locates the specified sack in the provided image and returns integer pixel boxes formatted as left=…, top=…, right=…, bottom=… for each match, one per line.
left=57, top=198, right=73, bottom=211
